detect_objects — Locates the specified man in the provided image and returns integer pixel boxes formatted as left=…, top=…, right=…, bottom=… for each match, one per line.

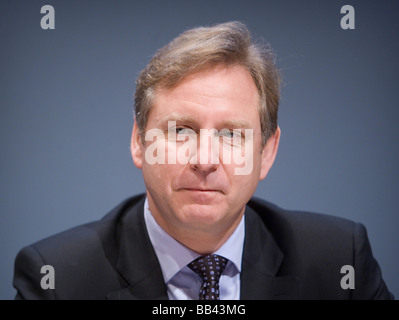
left=13, top=21, right=394, bottom=300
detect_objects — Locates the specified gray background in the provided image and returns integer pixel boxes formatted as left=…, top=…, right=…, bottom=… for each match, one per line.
left=1, top=0, right=398, bottom=299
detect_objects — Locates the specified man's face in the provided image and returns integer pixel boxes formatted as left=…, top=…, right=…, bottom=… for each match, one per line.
left=131, top=65, right=280, bottom=241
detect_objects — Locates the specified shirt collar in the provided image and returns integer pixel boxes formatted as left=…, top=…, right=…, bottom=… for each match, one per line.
left=143, top=198, right=245, bottom=283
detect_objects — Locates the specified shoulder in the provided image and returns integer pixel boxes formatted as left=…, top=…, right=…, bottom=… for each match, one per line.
left=27, top=194, right=145, bottom=260
left=246, top=196, right=361, bottom=276
left=13, top=194, right=146, bottom=299
left=247, top=196, right=359, bottom=239
left=246, top=197, right=394, bottom=299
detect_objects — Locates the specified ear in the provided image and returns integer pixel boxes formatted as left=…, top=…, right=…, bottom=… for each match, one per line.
left=130, top=119, right=144, bottom=169
left=259, top=126, right=281, bottom=180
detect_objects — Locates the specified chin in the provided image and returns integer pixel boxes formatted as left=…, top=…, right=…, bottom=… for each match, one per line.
left=179, top=202, right=226, bottom=225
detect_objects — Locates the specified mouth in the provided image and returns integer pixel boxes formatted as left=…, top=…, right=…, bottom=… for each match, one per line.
left=182, top=188, right=221, bottom=193
left=179, top=188, right=223, bottom=203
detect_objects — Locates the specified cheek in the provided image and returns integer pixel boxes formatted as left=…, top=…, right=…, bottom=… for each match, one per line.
left=222, top=146, right=263, bottom=191
left=142, top=160, right=184, bottom=192
left=228, top=167, right=259, bottom=189
left=221, top=139, right=262, bottom=178
left=226, top=172, right=260, bottom=207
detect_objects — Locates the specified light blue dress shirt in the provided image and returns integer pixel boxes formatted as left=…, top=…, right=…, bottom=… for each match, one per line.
left=143, top=198, right=245, bottom=300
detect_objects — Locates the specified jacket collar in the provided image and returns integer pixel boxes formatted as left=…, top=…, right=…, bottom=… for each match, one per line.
left=106, top=195, right=168, bottom=300
left=240, top=205, right=299, bottom=299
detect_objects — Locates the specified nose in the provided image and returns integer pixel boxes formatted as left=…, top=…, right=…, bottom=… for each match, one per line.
left=190, top=129, right=220, bottom=175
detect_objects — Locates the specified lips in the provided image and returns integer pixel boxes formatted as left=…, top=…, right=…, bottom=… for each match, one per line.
left=183, top=188, right=220, bottom=192
left=179, top=187, right=223, bottom=203
left=173, top=176, right=228, bottom=194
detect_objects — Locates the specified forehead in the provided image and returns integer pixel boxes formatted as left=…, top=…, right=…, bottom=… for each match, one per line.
left=150, top=65, right=260, bottom=125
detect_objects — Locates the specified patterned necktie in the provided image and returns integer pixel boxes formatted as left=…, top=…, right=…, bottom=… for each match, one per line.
left=188, top=254, right=228, bottom=300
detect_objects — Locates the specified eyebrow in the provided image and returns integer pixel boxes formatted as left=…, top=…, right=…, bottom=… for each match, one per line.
left=222, top=119, right=253, bottom=129
left=161, top=114, right=197, bottom=125
left=160, top=113, right=253, bottom=129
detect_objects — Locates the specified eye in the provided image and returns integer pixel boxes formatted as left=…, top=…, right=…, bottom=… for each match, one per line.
left=218, top=129, right=241, bottom=139
left=176, top=127, right=193, bottom=135
left=170, top=127, right=196, bottom=142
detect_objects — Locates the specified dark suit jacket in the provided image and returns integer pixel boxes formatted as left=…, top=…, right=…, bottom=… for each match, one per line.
left=13, top=194, right=394, bottom=300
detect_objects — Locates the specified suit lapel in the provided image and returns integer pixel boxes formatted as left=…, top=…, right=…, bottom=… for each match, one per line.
left=106, top=196, right=168, bottom=300
left=240, top=206, right=299, bottom=300
left=105, top=195, right=299, bottom=299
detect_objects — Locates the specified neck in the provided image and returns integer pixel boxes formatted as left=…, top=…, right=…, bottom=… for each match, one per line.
left=171, top=217, right=243, bottom=255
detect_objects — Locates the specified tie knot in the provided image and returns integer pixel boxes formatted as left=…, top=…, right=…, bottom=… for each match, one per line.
left=188, top=254, right=228, bottom=281
left=188, top=254, right=228, bottom=299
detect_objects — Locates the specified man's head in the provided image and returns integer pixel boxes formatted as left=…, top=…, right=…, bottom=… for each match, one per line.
left=130, top=21, right=281, bottom=253
left=134, top=21, right=280, bottom=147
